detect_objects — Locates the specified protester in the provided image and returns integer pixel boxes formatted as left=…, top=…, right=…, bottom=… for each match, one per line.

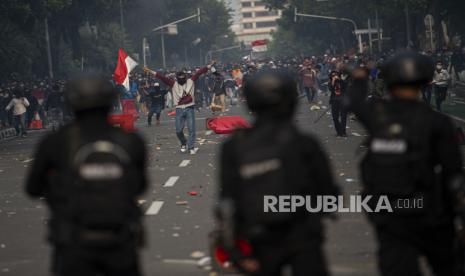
left=329, top=71, right=348, bottom=137
left=144, top=64, right=212, bottom=155
left=5, top=89, right=30, bottom=137
left=432, top=61, right=450, bottom=112
left=145, top=82, right=167, bottom=126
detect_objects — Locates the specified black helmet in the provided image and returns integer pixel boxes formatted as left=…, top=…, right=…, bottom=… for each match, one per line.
left=66, top=74, right=116, bottom=112
left=244, top=70, right=297, bottom=117
left=382, top=51, right=434, bottom=88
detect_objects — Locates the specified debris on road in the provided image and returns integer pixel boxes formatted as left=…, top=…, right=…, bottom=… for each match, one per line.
left=188, top=191, right=198, bottom=196
left=190, top=251, right=205, bottom=259
left=176, top=201, right=188, bottom=205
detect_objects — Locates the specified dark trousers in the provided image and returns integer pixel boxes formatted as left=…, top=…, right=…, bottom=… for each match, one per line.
left=147, top=106, right=161, bottom=125
left=331, top=101, right=347, bottom=136
left=249, top=240, right=328, bottom=276
left=421, top=85, right=432, bottom=105
left=52, top=245, right=141, bottom=276
left=13, top=113, right=27, bottom=136
left=304, top=86, right=317, bottom=104
left=375, top=224, right=456, bottom=276
left=434, top=85, right=448, bottom=112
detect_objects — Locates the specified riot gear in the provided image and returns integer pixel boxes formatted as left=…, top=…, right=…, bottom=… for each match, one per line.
left=217, top=71, right=338, bottom=275
left=243, top=70, right=297, bottom=118
left=382, top=51, right=434, bottom=88
left=66, top=75, right=117, bottom=113
left=347, top=57, right=463, bottom=276
left=26, top=75, right=147, bottom=276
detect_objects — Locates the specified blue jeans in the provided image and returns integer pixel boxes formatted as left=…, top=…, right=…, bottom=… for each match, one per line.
left=175, top=107, right=195, bottom=150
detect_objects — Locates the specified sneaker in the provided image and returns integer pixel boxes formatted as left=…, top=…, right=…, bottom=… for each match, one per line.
left=180, top=145, right=187, bottom=153
left=189, top=148, right=199, bottom=155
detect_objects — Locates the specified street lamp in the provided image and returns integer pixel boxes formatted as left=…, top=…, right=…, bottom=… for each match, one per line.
left=152, top=8, right=201, bottom=68
left=294, top=7, right=363, bottom=53
left=206, top=45, right=242, bottom=63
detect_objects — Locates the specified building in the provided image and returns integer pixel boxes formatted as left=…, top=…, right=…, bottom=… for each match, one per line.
left=236, top=0, right=281, bottom=44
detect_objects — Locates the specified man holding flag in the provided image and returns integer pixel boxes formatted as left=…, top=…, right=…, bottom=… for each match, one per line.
left=144, top=63, right=213, bottom=155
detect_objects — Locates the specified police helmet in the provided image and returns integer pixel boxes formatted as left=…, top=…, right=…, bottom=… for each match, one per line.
left=66, top=74, right=116, bottom=112
left=382, top=51, right=434, bottom=88
left=244, top=70, right=297, bottom=117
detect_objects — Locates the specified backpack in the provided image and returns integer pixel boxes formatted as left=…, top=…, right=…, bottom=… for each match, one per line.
left=361, top=104, right=435, bottom=215
left=65, top=128, right=140, bottom=247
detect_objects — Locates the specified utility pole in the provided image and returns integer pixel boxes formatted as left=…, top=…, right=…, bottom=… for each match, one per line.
left=160, top=20, right=166, bottom=68
left=405, top=3, right=411, bottom=49
left=142, top=37, right=147, bottom=67
left=44, top=18, right=54, bottom=79
left=368, top=18, right=373, bottom=55
left=375, top=8, right=382, bottom=52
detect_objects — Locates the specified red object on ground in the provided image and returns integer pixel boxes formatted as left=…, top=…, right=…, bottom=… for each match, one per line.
left=206, top=116, right=251, bottom=134
left=188, top=191, right=198, bottom=196
left=121, top=99, right=139, bottom=119
left=108, top=114, right=136, bottom=132
left=29, top=112, right=43, bottom=129
left=214, top=239, right=253, bottom=265
left=168, top=110, right=176, bottom=117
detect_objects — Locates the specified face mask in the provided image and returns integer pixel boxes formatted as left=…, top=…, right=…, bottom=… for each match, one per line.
left=177, top=77, right=187, bottom=85
left=436, top=65, right=443, bottom=70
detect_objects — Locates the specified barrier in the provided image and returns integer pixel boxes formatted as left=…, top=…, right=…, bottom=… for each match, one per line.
left=108, top=114, right=136, bottom=132
left=121, top=99, right=139, bottom=119
left=29, top=112, right=43, bottom=129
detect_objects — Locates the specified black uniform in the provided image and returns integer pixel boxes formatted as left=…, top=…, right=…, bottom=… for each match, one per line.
left=348, top=77, right=463, bottom=276
left=26, top=76, right=147, bottom=276
left=218, top=70, right=339, bottom=276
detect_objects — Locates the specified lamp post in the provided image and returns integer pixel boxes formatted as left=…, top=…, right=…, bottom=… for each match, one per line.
left=294, top=7, right=363, bottom=53
left=152, top=8, right=201, bottom=68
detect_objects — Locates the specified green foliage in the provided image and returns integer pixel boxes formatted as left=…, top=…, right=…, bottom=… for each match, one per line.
left=1, top=0, right=234, bottom=79
left=263, top=0, right=465, bottom=56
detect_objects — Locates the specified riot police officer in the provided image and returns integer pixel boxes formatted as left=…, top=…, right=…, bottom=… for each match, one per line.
left=25, top=74, right=147, bottom=276
left=347, top=51, right=464, bottom=276
left=217, top=70, right=339, bottom=276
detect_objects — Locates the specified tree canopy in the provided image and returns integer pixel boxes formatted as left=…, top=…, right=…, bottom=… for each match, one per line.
left=1, top=0, right=235, bottom=79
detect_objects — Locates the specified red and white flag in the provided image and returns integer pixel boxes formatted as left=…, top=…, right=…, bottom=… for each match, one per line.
left=251, top=39, right=268, bottom=52
left=113, top=48, right=138, bottom=90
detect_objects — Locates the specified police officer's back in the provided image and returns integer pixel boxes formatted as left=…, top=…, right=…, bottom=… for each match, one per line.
left=218, top=70, right=339, bottom=276
left=26, top=75, right=147, bottom=276
left=348, top=52, right=464, bottom=276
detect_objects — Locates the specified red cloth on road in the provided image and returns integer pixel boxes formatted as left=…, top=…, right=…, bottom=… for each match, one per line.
left=207, top=116, right=250, bottom=134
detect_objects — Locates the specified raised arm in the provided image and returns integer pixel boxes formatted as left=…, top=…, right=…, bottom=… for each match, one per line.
left=144, top=68, right=175, bottom=87
left=191, top=66, right=209, bottom=82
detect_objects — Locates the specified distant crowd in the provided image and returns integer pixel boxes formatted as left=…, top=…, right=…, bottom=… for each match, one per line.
left=1, top=46, right=464, bottom=135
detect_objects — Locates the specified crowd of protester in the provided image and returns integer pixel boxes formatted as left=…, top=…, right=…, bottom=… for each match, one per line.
left=1, top=46, right=464, bottom=137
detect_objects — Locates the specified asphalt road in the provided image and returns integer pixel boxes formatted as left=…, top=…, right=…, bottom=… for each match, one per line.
left=1, top=93, right=463, bottom=276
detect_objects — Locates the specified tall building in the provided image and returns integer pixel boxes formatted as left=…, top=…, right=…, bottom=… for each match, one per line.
left=236, top=0, right=281, bottom=44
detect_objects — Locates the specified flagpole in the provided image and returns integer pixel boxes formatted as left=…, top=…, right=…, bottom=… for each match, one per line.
left=119, top=0, right=125, bottom=45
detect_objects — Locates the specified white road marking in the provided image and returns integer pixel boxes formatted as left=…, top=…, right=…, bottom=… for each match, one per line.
left=179, top=160, right=191, bottom=167
left=162, top=259, right=198, bottom=265
left=145, top=201, right=164, bottom=215
left=163, top=176, right=179, bottom=187
left=352, top=132, right=362, bottom=137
